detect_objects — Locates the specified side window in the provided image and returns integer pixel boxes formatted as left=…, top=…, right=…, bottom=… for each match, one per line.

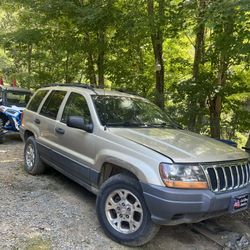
left=61, top=93, right=92, bottom=124
left=27, top=90, right=48, bottom=112
left=40, top=90, right=66, bottom=119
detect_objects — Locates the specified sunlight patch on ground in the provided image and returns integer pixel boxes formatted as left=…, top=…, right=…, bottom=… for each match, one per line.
left=0, top=159, right=22, bottom=163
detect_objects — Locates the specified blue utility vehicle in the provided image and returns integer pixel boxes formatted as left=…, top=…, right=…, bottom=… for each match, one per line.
left=0, top=85, right=32, bottom=142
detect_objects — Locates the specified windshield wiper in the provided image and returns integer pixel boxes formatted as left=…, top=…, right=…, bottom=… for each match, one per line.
left=105, top=121, right=178, bottom=128
left=145, top=123, right=175, bottom=128
left=106, top=121, right=147, bottom=127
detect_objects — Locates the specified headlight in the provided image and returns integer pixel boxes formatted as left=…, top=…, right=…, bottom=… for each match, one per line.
left=159, top=163, right=208, bottom=189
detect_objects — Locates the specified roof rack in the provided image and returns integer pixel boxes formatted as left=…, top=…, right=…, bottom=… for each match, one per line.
left=44, top=83, right=100, bottom=94
left=0, top=85, right=32, bottom=92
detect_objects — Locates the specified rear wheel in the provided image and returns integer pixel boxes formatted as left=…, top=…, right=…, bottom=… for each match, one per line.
left=24, top=136, right=45, bottom=175
left=96, top=174, right=160, bottom=246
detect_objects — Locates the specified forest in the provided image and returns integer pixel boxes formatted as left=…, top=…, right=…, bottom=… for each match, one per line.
left=0, top=0, right=249, bottom=146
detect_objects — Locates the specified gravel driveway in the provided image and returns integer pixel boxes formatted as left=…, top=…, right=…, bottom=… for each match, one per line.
left=0, top=134, right=249, bottom=250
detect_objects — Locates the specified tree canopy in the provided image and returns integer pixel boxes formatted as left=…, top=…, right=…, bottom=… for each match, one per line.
left=0, top=0, right=249, bottom=145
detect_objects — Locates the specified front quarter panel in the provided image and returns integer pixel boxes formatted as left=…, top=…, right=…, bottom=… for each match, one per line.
left=95, top=149, right=161, bottom=184
left=93, top=129, right=172, bottom=186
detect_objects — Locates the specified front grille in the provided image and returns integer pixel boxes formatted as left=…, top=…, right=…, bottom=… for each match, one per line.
left=204, top=161, right=250, bottom=192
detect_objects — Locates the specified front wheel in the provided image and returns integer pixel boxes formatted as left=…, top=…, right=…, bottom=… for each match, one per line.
left=24, top=136, right=45, bottom=175
left=96, top=174, right=160, bottom=246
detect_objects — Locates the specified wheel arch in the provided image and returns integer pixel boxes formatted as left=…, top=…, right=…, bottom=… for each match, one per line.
left=24, top=130, right=35, bottom=141
left=98, top=160, right=150, bottom=188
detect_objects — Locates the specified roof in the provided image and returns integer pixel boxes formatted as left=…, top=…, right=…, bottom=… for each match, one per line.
left=40, top=83, right=143, bottom=99
left=0, top=85, right=32, bottom=93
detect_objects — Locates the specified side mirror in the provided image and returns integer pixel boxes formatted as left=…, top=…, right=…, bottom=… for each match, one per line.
left=67, top=116, right=93, bottom=133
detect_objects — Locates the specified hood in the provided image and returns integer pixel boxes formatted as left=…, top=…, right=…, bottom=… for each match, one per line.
left=9, top=105, right=24, bottom=112
left=1, top=105, right=24, bottom=113
left=109, top=128, right=249, bottom=163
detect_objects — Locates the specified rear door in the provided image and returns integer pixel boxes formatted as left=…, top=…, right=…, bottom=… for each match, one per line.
left=36, top=90, right=67, bottom=161
left=21, top=89, right=50, bottom=138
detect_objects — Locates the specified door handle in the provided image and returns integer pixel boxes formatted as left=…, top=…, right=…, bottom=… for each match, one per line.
left=34, top=118, right=40, bottom=124
left=55, top=127, right=65, bottom=135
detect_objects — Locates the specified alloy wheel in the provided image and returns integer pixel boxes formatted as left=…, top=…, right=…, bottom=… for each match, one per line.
left=105, top=189, right=143, bottom=234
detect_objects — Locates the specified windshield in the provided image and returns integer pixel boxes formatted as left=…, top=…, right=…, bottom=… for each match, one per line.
left=6, top=91, right=32, bottom=107
left=92, top=95, right=176, bottom=128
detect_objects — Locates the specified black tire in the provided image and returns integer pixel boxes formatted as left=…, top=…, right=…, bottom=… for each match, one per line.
left=24, top=136, right=45, bottom=175
left=0, top=118, right=4, bottom=144
left=96, top=173, right=160, bottom=246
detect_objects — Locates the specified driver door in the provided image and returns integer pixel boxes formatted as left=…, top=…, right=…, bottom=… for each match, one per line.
left=54, top=92, right=96, bottom=184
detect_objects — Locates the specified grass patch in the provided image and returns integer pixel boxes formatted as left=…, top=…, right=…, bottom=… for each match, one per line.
left=22, top=235, right=52, bottom=250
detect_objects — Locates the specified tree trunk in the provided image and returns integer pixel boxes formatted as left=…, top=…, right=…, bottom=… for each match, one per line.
left=87, top=51, right=96, bottom=85
left=209, top=94, right=222, bottom=139
left=188, top=0, right=206, bottom=131
left=245, top=133, right=250, bottom=153
left=65, top=51, right=69, bottom=83
left=209, top=55, right=227, bottom=139
left=209, top=39, right=229, bottom=139
left=209, top=15, right=233, bottom=139
left=147, top=0, right=165, bottom=110
left=192, top=0, right=206, bottom=80
left=85, top=33, right=96, bottom=85
left=97, top=30, right=105, bottom=88
left=27, top=44, right=32, bottom=89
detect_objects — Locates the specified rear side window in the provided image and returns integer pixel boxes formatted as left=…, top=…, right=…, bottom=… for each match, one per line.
left=27, top=90, right=48, bottom=112
left=40, top=90, right=66, bottom=119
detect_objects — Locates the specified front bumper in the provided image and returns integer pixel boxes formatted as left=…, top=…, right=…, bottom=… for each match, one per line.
left=141, top=183, right=250, bottom=225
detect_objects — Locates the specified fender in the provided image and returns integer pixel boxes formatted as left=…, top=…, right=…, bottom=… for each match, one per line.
left=94, top=149, right=162, bottom=185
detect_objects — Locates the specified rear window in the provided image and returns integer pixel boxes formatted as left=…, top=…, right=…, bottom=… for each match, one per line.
left=40, top=90, right=66, bottom=120
left=6, top=91, right=32, bottom=107
left=27, top=90, right=49, bottom=112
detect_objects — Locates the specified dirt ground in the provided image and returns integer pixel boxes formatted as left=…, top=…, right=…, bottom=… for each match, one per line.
left=0, top=134, right=250, bottom=250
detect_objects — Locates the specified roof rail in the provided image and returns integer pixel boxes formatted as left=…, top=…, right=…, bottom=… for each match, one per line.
left=44, top=83, right=99, bottom=94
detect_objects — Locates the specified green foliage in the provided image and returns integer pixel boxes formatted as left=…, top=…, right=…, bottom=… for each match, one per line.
left=0, top=0, right=249, bottom=143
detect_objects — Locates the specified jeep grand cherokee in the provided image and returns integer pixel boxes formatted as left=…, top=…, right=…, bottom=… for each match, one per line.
left=20, top=84, right=250, bottom=246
